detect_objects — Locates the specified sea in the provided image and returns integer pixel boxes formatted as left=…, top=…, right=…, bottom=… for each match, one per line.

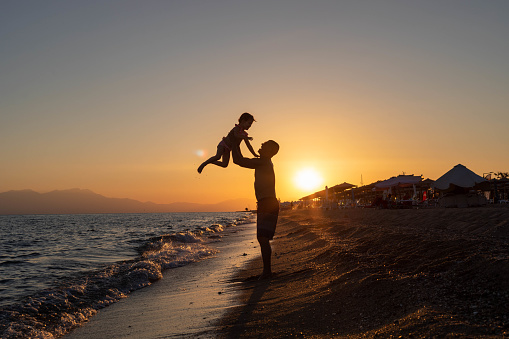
left=0, top=212, right=254, bottom=339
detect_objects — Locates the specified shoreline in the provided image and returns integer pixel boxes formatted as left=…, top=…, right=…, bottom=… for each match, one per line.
left=65, top=221, right=260, bottom=339
left=217, top=206, right=509, bottom=338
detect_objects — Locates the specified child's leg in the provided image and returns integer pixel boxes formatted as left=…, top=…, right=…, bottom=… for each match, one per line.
left=197, top=146, right=226, bottom=173
left=212, top=149, right=230, bottom=168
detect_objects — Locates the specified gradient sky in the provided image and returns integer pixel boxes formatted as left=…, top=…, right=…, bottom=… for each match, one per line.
left=1, top=0, right=508, bottom=207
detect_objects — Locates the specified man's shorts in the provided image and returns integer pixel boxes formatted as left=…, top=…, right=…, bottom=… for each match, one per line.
left=257, top=197, right=279, bottom=240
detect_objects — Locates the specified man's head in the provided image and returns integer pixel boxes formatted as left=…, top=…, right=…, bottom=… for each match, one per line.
left=259, top=140, right=279, bottom=158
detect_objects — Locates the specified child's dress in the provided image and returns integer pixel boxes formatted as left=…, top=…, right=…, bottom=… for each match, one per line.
left=218, top=124, right=248, bottom=151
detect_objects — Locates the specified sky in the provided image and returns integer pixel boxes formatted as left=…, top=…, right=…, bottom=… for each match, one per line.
left=1, top=0, right=508, bottom=207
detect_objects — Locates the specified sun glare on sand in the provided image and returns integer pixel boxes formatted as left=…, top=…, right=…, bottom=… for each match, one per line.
left=294, top=168, right=324, bottom=192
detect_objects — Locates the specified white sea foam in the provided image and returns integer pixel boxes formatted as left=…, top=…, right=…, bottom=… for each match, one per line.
left=0, top=212, right=255, bottom=339
left=197, top=223, right=225, bottom=233
left=172, top=231, right=203, bottom=243
left=209, top=224, right=224, bottom=232
left=1, top=240, right=217, bottom=339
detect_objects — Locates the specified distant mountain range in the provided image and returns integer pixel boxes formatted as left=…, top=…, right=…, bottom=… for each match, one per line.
left=0, top=189, right=255, bottom=215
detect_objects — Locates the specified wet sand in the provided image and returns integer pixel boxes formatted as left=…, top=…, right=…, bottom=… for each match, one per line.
left=65, top=222, right=259, bottom=339
left=218, top=206, right=509, bottom=338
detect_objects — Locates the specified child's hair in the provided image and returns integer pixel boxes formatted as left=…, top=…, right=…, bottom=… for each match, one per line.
left=239, top=112, right=255, bottom=123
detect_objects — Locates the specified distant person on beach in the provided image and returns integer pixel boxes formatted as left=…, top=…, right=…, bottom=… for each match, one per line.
left=232, top=140, right=280, bottom=279
left=197, top=113, right=258, bottom=173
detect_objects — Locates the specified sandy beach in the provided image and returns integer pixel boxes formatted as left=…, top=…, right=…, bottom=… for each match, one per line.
left=218, top=206, right=509, bottom=338
left=62, top=206, right=509, bottom=338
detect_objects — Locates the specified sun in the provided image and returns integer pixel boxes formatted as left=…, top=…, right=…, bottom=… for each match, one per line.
left=294, top=168, right=324, bottom=191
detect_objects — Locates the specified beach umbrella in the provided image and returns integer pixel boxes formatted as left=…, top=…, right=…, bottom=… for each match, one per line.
left=433, top=164, right=487, bottom=190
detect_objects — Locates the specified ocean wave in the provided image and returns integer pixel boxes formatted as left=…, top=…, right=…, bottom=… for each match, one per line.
left=197, top=223, right=224, bottom=233
left=0, top=214, right=254, bottom=339
left=232, top=214, right=254, bottom=225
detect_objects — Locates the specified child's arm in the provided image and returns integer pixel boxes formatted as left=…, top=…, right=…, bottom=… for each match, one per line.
left=244, top=139, right=259, bottom=157
left=233, top=126, right=258, bottom=157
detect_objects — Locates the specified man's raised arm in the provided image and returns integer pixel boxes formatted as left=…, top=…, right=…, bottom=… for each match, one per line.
left=232, top=143, right=261, bottom=169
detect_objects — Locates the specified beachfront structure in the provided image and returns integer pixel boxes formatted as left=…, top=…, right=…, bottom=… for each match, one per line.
left=297, top=164, right=509, bottom=209
left=484, top=176, right=509, bottom=204
left=482, top=171, right=509, bottom=203
left=433, top=164, right=488, bottom=207
left=433, top=164, right=487, bottom=192
left=299, top=182, right=357, bottom=208
left=299, top=175, right=435, bottom=208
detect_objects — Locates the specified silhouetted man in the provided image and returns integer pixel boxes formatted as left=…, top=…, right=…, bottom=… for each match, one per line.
left=232, top=140, right=279, bottom=279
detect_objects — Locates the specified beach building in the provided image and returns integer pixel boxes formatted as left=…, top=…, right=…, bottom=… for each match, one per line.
left=433, top=164, right=488, bottom=208
left=483, top=172, right=509, bottom=204
left=299, top=175, right=435, bottom=209
left=299, top=182, right=356, bottom=209
left=297, top=165, right=508, bottom=209
left=373, top=174, right=424, bottom=207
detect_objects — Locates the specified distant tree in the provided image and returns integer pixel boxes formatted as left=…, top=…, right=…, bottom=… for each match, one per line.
left=495, top=172, right=509, bottom=180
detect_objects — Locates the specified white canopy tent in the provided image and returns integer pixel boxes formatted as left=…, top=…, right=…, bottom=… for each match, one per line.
left=374, top=175, right=422, bottom=190
left=434, top=164, right=488, bottom=207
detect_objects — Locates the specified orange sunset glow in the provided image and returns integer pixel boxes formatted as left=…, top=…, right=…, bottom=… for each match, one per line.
left=294, top=168, right=324, bottom=192
left=1, top=1, right=509, bottom=211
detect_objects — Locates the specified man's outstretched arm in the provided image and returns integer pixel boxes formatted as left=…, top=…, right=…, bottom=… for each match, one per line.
left=232, top=143, right=262, bottom=169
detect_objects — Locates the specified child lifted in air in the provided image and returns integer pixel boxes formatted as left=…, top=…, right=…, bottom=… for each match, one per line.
left=198, top=112, right=259, bottom=173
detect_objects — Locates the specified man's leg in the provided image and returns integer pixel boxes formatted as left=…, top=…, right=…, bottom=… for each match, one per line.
left=257, top=236, right=272, bottom=278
